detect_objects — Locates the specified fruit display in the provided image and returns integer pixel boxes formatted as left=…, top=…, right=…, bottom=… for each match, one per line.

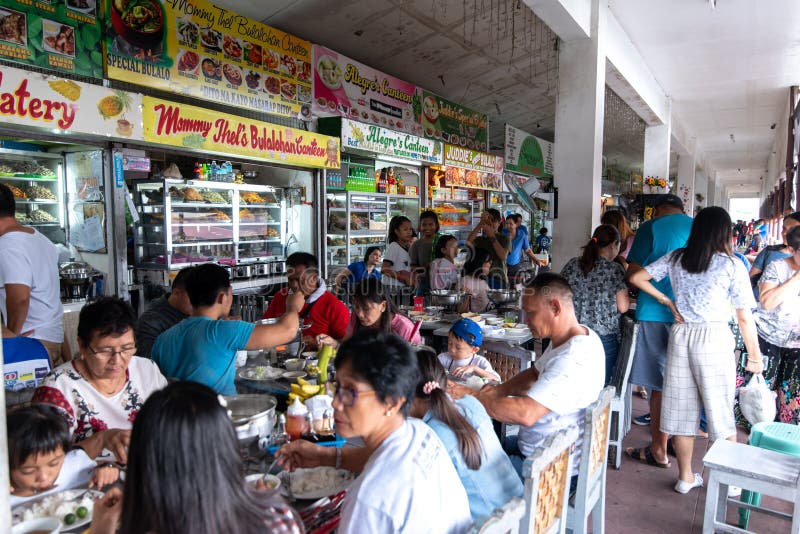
left=25, top=185, right=56, bottom=200
left=288, top=377, right=325, bottom=403
left=2, top=183, right=26, bottom=199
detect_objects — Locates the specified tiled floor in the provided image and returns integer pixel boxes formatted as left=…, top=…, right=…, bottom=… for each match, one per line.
left=605, top=396, right=793, bottom=533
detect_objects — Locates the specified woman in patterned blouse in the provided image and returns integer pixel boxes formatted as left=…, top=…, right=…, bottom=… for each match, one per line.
left=33, top=297, right=167, bottom=463
left=561, top=224, right=630, bottom=384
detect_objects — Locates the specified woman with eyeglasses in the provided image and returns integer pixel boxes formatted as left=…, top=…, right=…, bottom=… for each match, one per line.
left=33, top=297, right=167, bottom=464
left=277, top=330, right=472, bottom=533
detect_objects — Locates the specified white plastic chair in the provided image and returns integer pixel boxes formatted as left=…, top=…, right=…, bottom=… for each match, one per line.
left=468, top=497, right=526, bottom=534
left=608, top=315, right=638, bottom=469
left=566, top=386, right=615, bottom=534
left=520, top=426, right=579, bottom=534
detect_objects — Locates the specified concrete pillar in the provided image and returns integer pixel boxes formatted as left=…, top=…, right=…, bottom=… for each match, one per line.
left=676, top=151, right=696, bottom=216
left=0, top=341, right=9, bottom=532
left=643, top=122, right=671, bottom=182
left=551, top=0, right=606, bottom=271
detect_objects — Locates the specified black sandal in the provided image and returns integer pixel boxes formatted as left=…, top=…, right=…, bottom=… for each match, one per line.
left=626, top=446, right=670, bottom=468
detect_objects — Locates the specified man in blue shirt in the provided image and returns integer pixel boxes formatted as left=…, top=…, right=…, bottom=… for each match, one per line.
left=503, top=214, right=536, bottom=281
left=152, top=263, right=304, bottom=395
left=624, top=194, right=692, bottom=469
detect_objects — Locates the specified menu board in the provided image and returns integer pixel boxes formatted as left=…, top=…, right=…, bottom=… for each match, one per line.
left=104, top=0, right=311, bottom=118
left=341, top=118, right=442, bottom=164
left=421, top=90, right=488, bottom=151
left=313, top=45, right=423, bottom=137
left=0, top=1, right=103, bottom=78
left=504, top=124, right=554, bottom=178
left=142, top=96, right=340, bottom=169
left=0, top=65, right=143, bottom=138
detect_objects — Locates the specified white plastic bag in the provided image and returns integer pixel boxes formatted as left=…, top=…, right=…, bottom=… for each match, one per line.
left=738, top=373, right=776, bottom=425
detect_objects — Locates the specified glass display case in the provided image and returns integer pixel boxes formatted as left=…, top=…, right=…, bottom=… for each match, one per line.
left=132, top=179, right=285, bottom=269
left=430, top=198, right=479, bottom=241
left=0, top=149, right=64, bottom=244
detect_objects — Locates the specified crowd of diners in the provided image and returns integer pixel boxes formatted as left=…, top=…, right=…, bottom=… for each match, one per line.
left=5, top=172, right=800, bottom=531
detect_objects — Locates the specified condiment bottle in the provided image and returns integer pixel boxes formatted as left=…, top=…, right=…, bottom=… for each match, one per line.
left=285, top=397, right=309, bottom=440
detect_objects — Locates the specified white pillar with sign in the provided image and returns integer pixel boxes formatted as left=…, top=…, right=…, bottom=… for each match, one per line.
left=676, top=151, right=696, bottom=216
left=551, top=0, right=607, bottom=271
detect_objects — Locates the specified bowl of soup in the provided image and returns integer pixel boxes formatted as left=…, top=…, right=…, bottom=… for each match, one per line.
left=111, top=0, right=165, bottom=50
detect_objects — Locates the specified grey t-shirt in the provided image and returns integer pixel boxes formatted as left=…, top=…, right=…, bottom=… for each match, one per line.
left=409, top=239, right=434, bottom=269
left=756, top=259, right=800, bottom=348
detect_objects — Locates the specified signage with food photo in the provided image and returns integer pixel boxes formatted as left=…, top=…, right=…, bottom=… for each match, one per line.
left=313, top=45, right=423, bottom=137
left=103, top=0, right=311, bottom=119
left=0, top=65, right=142, bottom=138
left=504, top=123, right=554, bottom=178
left=439, top=144, right=503, bottom=191
left=0, top=1, right=102, bottom=78
left=340, top=118, right=442, bottom=164
left=142, top=96, right=340, bottom=170
left=421, top=90, right=489, bottom=150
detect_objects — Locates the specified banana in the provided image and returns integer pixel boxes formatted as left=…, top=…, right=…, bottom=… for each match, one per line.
left=301, top=384, right=321, bottom=396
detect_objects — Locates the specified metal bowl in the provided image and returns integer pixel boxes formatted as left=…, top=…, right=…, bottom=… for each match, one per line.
left=223, top=394, right=277, bottom=445
left=486, top=289, right=520, bottom=304
left=429, top=289, right=464, bottom=306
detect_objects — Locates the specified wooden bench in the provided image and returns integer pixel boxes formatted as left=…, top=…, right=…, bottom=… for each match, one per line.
left=702, top=439, right=800, bottom=533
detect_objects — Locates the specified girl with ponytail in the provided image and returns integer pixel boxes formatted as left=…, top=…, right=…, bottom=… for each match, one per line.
left=410, top=348, right=523, bottom=521
left=561, top=224, right=630, bottom=384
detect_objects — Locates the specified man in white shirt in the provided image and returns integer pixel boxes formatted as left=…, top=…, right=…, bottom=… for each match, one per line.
left=0, top=184, right=63, bottom=366
left=465, top=272, right=605, bottom=480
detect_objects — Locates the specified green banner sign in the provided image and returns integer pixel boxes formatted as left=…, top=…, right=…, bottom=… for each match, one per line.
left=422, top=90, right=488, bottom=151
left=504, top=124, right=553, bottom=178
left=0, top=1, right=103, bottom=78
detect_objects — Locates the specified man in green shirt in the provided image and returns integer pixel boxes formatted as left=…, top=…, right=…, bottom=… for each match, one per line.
left=468, top=208, right=511, bottom=288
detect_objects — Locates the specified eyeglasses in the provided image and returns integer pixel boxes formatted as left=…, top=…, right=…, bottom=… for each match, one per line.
left=87, top=345, right=136, bottom=360
left=327, top=381, right=376, bottom=407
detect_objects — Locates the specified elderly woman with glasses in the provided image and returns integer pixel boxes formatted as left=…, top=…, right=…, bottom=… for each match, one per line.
left=33, top=297, right=167, bottom=464
left=277, top=330, right=471, bottom=533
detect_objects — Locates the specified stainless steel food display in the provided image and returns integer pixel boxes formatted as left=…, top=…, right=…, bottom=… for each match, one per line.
left=223, top=393, right=277, bottom=446
left=59, top=261, right=93, bottom=303
left=0, top=149, right=64, bottom=244
left=132, top=179, right=286, bottom=272
left=486, top=289, right=521, bottom=305
left=429, top=289, right=465, bottom=307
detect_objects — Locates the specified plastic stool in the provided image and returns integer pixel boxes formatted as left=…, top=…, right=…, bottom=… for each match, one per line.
left=739, top=422, right=800, bottom=528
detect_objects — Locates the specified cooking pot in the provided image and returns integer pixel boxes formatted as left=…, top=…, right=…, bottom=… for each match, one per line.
left=223, top=394, right=277, bottom=446
left=59, top=262, right=93, bottom=303
left=429, top=289, right=464, bottom=306
left=486, top=289, right=521, bottom=305
left=233, top=264, right=252, bottom=279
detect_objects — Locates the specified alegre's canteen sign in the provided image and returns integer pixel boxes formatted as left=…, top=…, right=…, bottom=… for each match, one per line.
left=142, top=96, right=340, bottom=169
left=340, top=118, right=442, bottom=164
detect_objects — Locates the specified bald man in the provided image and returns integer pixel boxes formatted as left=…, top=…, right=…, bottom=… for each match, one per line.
left=453, top=273, right=605, bottom=481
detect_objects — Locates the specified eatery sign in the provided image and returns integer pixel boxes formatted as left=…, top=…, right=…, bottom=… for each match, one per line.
left=421, top=90, right=488, bottom=151
left=103, top=0, right=312, bottom=118
left=142, top=96, right=341, bottom=169
left=0, top=65, right=143, bottom=138
left=504, top=123, right=554, bottom=178
left=341, top=118, right=442, bottom=164
left=0, top=0, right=103, bottom=79
left=443, top=144, right=503, bottom=174
left=313, top=45, right=424, bottom=137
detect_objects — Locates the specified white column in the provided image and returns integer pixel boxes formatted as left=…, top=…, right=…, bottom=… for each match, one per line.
left=551, top=0, right=606, bottom=271
left=676, top=151, right=696, bottom=216
left=643, top=121, right=671, bottom=182
left=0, top=340, right=9, bottom=532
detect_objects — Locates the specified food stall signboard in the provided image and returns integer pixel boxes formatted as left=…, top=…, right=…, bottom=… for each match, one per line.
left=438, top=144, right=503, bottom=191
left=341, top=118, right=442, bottom=165
left=0, top=65, right=143, bottom=138
left=142, top=96, right=340, bottom=169
left=504, top=124, right=554, bottom=178
left=313, top=45, right=423, bottom=137
left=0, top=0, right=103, bottom=79
left=422, top=90, right=488, bottom=151
left=103, top=0, right=311, bottom=118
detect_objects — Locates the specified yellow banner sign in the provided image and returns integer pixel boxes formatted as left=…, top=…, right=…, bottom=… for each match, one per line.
left=142, top=97, right=340, bottom=169
left=104, top=0, right=311, bottom=118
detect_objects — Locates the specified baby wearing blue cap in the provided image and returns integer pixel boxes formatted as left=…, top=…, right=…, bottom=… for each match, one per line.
left=437, top=318, right=500, bottom=381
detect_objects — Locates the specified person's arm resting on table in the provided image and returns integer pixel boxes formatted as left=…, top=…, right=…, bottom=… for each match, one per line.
left=475, top=366, right=548, bottom=425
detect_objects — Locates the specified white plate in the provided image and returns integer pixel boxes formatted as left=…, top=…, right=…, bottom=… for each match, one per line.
left=280, top=467, right=353, bottom=500
left=237, top=365, right=283, bottom=381
left=281, top=370, right=307, bottom=380
left=12, top=489, right=103, bottom=530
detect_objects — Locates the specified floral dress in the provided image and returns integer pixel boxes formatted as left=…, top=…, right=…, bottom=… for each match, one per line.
left=32, top=356, right=168, bottom=443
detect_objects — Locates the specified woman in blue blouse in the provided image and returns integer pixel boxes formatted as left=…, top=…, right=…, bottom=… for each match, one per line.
left=334, top=246, right=382, bottom=290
